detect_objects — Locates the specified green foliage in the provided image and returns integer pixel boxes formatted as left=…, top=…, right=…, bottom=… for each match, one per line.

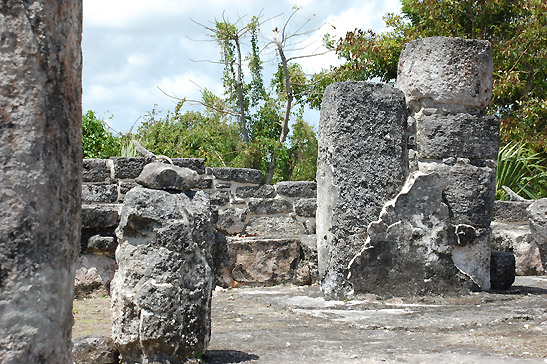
left=82, top=110, right=121, bottom=158
left=137, top=103, right=245, bottom=167
left=496, top=142, right=547, bottom=200
left=287, top=118, right=318, bottom=181
left=315, top=0, right=547, bottom=152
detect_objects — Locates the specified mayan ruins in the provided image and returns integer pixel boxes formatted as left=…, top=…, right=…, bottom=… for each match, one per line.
left=1, top=1, right=546, bottom=364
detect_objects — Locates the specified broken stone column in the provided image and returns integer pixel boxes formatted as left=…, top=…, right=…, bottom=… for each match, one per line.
left=0, top=2, right=82, bottom=363
left=317, top=82, right=408, bottom=298
left=111, top=163, right=216, bottom=363
left=397, top=37, right=498, bottom=290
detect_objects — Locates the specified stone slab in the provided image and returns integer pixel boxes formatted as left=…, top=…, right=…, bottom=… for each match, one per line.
left=236, top=185, right=277, bottom=199
left=276, top=181, right=317, bottom=198
left=244, top=216, right=309, bottom=238
left=416, top=113, right=499, bottom=160
left=83, top=159, right=112, bottom=182
left=212, top=167, right=262, bottom=184
left=248, top=198, right=293, bottom=215
left=82, top=183, right=118, bottom=203
left=494, top=201, right=532, bottom=222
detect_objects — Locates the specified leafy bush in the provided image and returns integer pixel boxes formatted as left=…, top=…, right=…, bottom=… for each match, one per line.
left=496, top=142, right=547, bottom=200
left=82, top=110, right=121, bottom=158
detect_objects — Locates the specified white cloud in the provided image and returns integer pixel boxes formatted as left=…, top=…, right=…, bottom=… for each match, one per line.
left=82, top=0, right=403, bottom=132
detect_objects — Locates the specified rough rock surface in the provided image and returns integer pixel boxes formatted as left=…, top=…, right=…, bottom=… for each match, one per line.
left=216, top=208, right=248, bottom=235
left=494, top=201, right=533, bottom=222
left=135, top=162, right=199, bottom=191
left=212, top=167, right=262, bottom=184
left=83, top=159, right=112, bottom=182
left=75, top=255, right=117, bottom=296
left=111, top=186, right=215, bottom=363
left=0, top=2, right=82, bottom=363
left=244, top=216, right=309, bottom=238
left=527, top=198, right=547, bottom=269
left=349, top=173, right=478, bottom=297
left=397, top=37, right=493, bottom=110
left=276, top=181, right=317, bottom=198
left=72, top=335, right=118, bottom=364
left=491, top=222, right=544, bottom=276
left=490, top=251, right=516, bottom=290
left=419, top=160, right=496, bottom=228
left=317, top=81, right=408, bottom=298
left=217, top=238, right=316, bottom=287
left=416, top=114, right=499, bottom=160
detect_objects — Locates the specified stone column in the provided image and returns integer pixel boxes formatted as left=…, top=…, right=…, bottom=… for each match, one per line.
left=112, top=163, right=216, bottom=363
left=0, top=1, right=82, bottom=363
left=397, top=37, right=499, bottom=290
left=316, top=82, right=408, bottom=298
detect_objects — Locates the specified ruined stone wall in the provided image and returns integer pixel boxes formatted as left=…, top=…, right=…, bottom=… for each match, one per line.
left=318, top=37, right=501, bottom=298
left=78, top=157, right=317, bottom=294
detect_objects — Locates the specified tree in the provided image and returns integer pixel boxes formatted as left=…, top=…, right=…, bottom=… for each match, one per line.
left=190, top=8, right=325, bottom=183
left=313, top=0, right=547, bottom=150
left=136, top=102, right=245, bottom=167
left=82, top=110, right=121, bottom=158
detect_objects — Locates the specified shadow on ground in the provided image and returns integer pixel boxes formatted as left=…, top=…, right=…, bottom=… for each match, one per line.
left=204, top=350, right=260, bottom=363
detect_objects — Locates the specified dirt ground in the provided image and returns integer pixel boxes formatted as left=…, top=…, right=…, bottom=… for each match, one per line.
left=73, top=276, right=547, bottom=363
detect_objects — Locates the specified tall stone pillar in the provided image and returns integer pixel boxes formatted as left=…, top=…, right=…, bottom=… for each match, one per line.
left=397, top=37, right=499, bottom=289
left=0, top=2, right=82, bottom=363
left=316, top=82, right=408, bottom=298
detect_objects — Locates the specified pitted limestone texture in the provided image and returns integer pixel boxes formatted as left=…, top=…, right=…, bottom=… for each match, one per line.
left=527, top=198, right=547, bottom=271
left=397, top=37, right=493, bottom=110
left=416, top=114, right=499, bottom=160
left=0, top=2, right=82, bottom=362
left=348, top=172, right=479, bottom=297
left=317, top=81, right=408, bottom=298
left=111, top=186, right=215, bottom=363
left=419, top=160, right=496, bottom=228
left=135, top=162, right=199, bottom=192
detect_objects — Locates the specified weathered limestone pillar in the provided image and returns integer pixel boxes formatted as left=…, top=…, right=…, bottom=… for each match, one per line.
left=0, top=1, right=82, bottom=363
left=112, top=163, right=216, bottom=363
left=317, top=82, right=408, bottom=298
left=397, top=37, right=499, bottom=290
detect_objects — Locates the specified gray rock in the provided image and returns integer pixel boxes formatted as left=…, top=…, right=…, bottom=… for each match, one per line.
left=317, top=81, right=408, bottom=298
left=494, top=201, right=532, bottom=222
left=72, top=335, right=119, bottom=364
left=82, top=183, right=118, bottom=203
left=215, top=181, right=232, bottom=189
left=212, top=167, right=262, bottom=184
left=0, top=2, right=82, bottom=362
left=110, top=157, right=148, bottom=179
left=87, top=235, right=117, bottom=253
left=219, top=237, right=316, bottom=287
left=117, top=180, right=137, bottom=202
left=172, top=157, right=206, bottom=174
left=349, top=172, right=481, bottom=297
left=111, top=186, right=215, bottom=363
left=416, top=114, right=499, bottom=160
left=491, top=221, right=544, bottom=275
left=248, top=198, right=293, bottom=215
left=136, top=162, right=199, bottom=191
left=216, top=208, right=248, bottom=235
left=490, top=251, right=516, bottom=290
left=83, top=159, right=112, bottom=182
left=397, top=37, right=493, bottom=110
left=419, top=160, right=496, bottom=228
left=81, top=204, right=120, bottom=229
left=276, top=181, right=317, bottom=198
left=527, top=198, right=547, bottom=269
left=74, top=255, right=117, bottom=297
left=236, top=185, right=277, bottom=199
left=195, top=177, right=213, bottom=189
left=244, top=216, right=309, bottom=238
left=294, top=198, right=317, bottom=217
left=207, top=190, right=230, bottom=206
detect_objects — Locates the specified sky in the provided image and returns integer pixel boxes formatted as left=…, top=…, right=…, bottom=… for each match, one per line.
left=82, top=0, right=401, bottom=133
